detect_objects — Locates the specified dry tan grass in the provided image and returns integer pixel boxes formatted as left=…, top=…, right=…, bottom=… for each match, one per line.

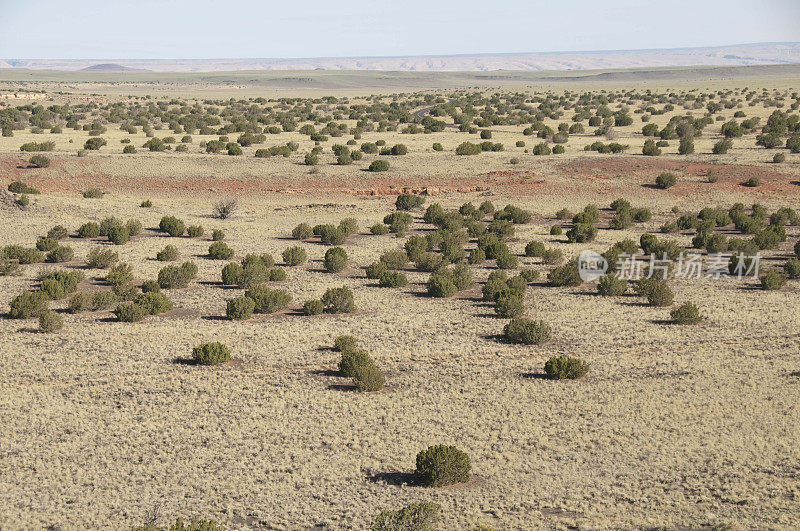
left=2, top=77, right=800, bottom=529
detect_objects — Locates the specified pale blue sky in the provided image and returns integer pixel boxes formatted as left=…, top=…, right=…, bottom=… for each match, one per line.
left=1, top=0, right=799, bottom=59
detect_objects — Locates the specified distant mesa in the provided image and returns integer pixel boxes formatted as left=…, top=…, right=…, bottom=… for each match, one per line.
left=81, top=63, right=147, bottom=72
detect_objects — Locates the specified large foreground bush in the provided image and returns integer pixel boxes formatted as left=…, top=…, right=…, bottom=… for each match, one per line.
left=415, top=445, right=471, bottom=487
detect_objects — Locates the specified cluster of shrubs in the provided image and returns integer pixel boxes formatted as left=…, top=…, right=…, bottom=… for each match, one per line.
left=220, top=253, right=286, bottom=289
left=333, top=335, right=385, bottom=392
left=292, top=218, right=358, bottom=245
left=303, top=286, right=357, bottom=315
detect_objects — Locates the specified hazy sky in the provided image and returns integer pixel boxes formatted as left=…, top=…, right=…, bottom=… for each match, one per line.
left=1, top=0, right=799, bottom=59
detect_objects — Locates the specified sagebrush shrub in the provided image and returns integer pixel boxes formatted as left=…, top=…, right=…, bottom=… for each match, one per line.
left=47, top=245, right=74, bottom=263
left=338, top=348, right=373, bottom=377
left=504, top=318, right=551, bottom=345
left=282, top=246, right=307, bottom=266
left=370, top=223, right=390, bottom=235
left=246, top=285, right=291, bottom=313
left=140, top=280, right=160, bottom=293
left=495, top=250, right=519, bottom=270
left=134, top=292, right=173, bottom=315
left=159, top=216, right=185, bottom=237
left=494, top=289, right=524, bottom=318
left=269, top=268, right=286, bottom=281
left=378, top=270, right=408, bottom=288
left=221, top=262, right=244, bottom=285
left=353, top=364, right=385, bottom=392
left=302, top=299, right=323, bottom=315
left=78, top=222, right=101, bottom=238
left=761, top=270, right=787, bottom=291
left=92, top=291, right=118, bottom=310
left=106, top=263, right=133, bottom=287
left=158, top=262, right=196, bottom=289
left=373, top=502, right=441, bottom=531
left=156, top=245, right=179, bottom=262
left=784, top=258, right=800, bottom=279
left=68, top=291, right=93, bottom=313
left=597, top=274, right=628, bottom=296
left=415, top=445, right=471, bottom=487
left=324, top=247, right=348, bottom=273
left=9, top=290, right=49, bottom=319
left=192, top=342, right=231, bottom=365
left=656, top=172, right=677, bottom=189
left=395, top=193, right=425, bottom=211
left=38, top=310, right=63, bottom=333
left=292, top=223, right=313, bottom=240
left=544, top=355, right=589, bottom=379
left=114, top=302, right=147, bottom=322
left=334, top=335, right=358, bottom=352
left=379, top=249, right=408, bottom=270
left=226, top=296, right=255, bottom=320
left=126, top=219, right=142, bottom=236
left=427, top=270, right=457, bottom=298
left=670, top=302, right=703, bottom=324
left=3, top=245, right=44, bottom=264
left=108, top=225, right=130, bottom=245
left=238, top=262, right=269, bottom=289
left=548, top=259, right=582, bottom=286
left=365, top=261, right=388, bottom=280
left=36, top=237, right=58, bottom=252
left=646, top=281, right=674, bottom=306
left=47, top=225, right=68, bottom=240
left=208, top=241, right=234, bottom=260
left=525, top=241, right=546, bottom=258
left=322, top=286, right=356, bottom=313
left=211, top=229, right=225, bottom=241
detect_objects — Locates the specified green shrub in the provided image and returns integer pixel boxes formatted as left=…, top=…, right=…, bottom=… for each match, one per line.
left=541, top=248, right=564, bottom=265
left=269, top=268, right=286, bottom=281
left=211, top=229, right=225, bottom=241
left=597, top=274, right=627, bottom=296
left=245, top=285, right=291, bottom=313
left=322, top=286, right=356, bottom=313
left=544, top=356, right=589, bottom=380
left=78, top=222, right=101, bottom=238
left=140, top=280, right=160, bottom=293
left=36, top=237, right=58, bottom=252
left=68, top=291, right=93, bottom=313
left=226, top=296, right=255, bottom=320
left=415, top=445, right=471, bottom=487
left=368, top=159, right=390, bottom=172
left=761, top=269, right=787, bottom=291
left=106, top=262, right=133, bottom=287
left=159, top=216, right=186, bottom=237
left=378, top=270, right=408, bottom=288
left=126, top=219, right=142, bottom=237
left=655, top=172, right=677, bottom=189
left=38, top=310, right=63, bottom=333
left=427, top=270, right=457, bottom=298
left=353, top=364, right=385, bottom=392
left=302, top=299, right=324, bottom=315
left=292, top=223, right=313, bottom=240
left=670, top=302, right=703, bottom=324
left=365, top=261, right=389, bottom=280
left=282, top=246, right=307, bottom=266
left=379, top=249, right=408, bottom=270
left=370, top=223, right=390, bottom=235
left=324, top=247, right=348, bottom=273
left=494, top=290, right=524, bottom=318
left=140, top=199, right=153, bottom=208
left=39, top=270, right=83, bottom=300
left=566, top=223, right=597, bottom=243
left=455, top=142, right=481, bottom=155
left=784, top=258, right=800, bottom=279
left=208, top=241, right=234, bottom=260
left=525, top=241, right=546, bottom=258
left=114, top=302, right=147, bottom=322
left=158, top=262, right=196, bottom=289
left=395, top=193, right=425, bottom=211
left=504, top=318, right=551, bottom=345
left=8, top=180, right=40, bottom=194
left=108, top=225, right=130, bottom=245
left=334, top=335, right=358, bottom=352
left=84, top=137, right=107, bottom=151
left=82, top=187, right=104, bottom=199
left=9, top=291, right=49, bottom=318
left=46, top=245, right=74, bottom=263
left=192, top=342, right=231, bottom=366
left=646, top=281, right=674, bottom=306
left=99, top=217, right=123, bottom=237
left=47, top=225, right=68, bottom=240
left=3, top=245, right=44, bottom=264
left=238, top=262, right=270, bottom=289
left=339, top=348, right=374, bottom=377
left=372, top=502, right=441, bottom=531
left=744, top=177, right=761, bottom=188
left=548, top=259, right=582, bottom=286
left=220, top=262, right=243, bottom=285
left=157, top=245, right=179, bottom=262
left=134, top=292, right=173, bottom=315
left=187, top=225, right=204, bottom=238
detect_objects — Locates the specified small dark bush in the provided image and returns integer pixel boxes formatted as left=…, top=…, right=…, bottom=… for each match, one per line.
left=646, top=281, right=674, bottom=306
left=655, top=172, right=677, bottom=189
left=369, top=160, right=390, bottom=172
left=282, top=246, right=307, bottom=266
left=544, top=356, right=589, bottom=380
left=761, top=269, right=787, bottom=291
left=187, top=225, right=204, bottom=238
left=157, top=245, right=179, bottom=262
left=504, top=318, right=551, bottom=344
left=322, top=286, right=356, bottom=313
left=670, top=302, right=703, bottom=324
left=324, top=247, right=348, bottom=273
left=378, top=270, right=408, bottom=288
left=106, top=262, right=133, bottom=287
left=395, top=193, right=425, bottom=211
left=9, top=290, right=49, bottom=319
left=353, top=364, right=385, bottom=392
left=29, top=155, right=50, bottom=168
left=226, top=296, right=255, bottom=320
left=373, top=502, right=441, bottom=531
left=221, top=262, right=244, bottom=285
left=108, top=225, right=130, bottom=245
left=38, top=310, right=63, bottom=332
left=208, top=241, right=234, bottom=260
left=302, top=299, right=324, bottom=315
left=415, top=445, right=471, bottom=487
left=192, top=342, right=231, bottom=366
left=292, top=223, right=313, bottom=240
left=114, top=302, right=147, bottom=322
left=82, top=188, right=104, bottom=199
left=134, top=292, right=173, bottom=315
left=548, top=259, right=582, bottom=286
left=245, top=285, right=291, bottom=313
left=597, top=274, right=628, bottom=296
left=213, top=199, right=238, bottom=219
left=159, top=216, right=186, bottom=237
left=211, top=229, right=224, bottom=241
left=46, top=245, right=74, bottom=263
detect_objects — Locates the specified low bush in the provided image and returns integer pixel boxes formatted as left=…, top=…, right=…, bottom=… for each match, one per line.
left=370, top=223, right=390, bottom=235
left=670, top=302, right=703, bottom=324
left=36, top=237, right=58, bottom=252
left=334, top=335, right=358, bottom=352
left=226, top=296, right=255, bottom=320
left=324, top=247, right=348, bottom=273
left=213, top=199, right=238, bottom=219
left=597, top=274, right=628, bottom=296
left=187, top=225, right=204, bottom=238
left=39, top=270, right=83, bottom=300
left=108, top=225, right=130, bottom=245
left=82, top=187, right=104, bottom=199
left=322, top=286, right=356, bottom=313
left=366, top=261, right=388, bottom=279
left=3, top=245, right=44, bottom=264
left=761, top=269, right=787, bottom=291
left=8, top=180, right=40, bottom=194
left=78, top=222, right=101, bottom=238
left=784, top=258, right=800, bottom=279
left=338, top=348, right=373, bottom=377
left=159, top=216, right=186, bottom=237
left=156, top=245, right=179, bottom=262
left=544, top=355, right=589, bottom=380
left=47, top=226, right=68, bottom=240
left=541, top=248, right=564, bottom=265
left=566, top=223, right=597, bottom=243
left=140, top=280, right=160, bottom=293
left=282, top=246, right=307, bottom=266
left=494, top=289, right=524, bottom=318
left=134, top=292, right=173, bottom=315
left=46, top=245, right=74, bottom=263
left=373, top=502, right=441, bottom=531
left=378, top=270, right=408, bottom=288
left=9, top=290, right=49, bottom=319
left=208, top=241, right=234, bottom=260
left=158, top=262, right=196, bottom=289
left=395, top=193, right=425, bottom=211
left=548, top=259, right=582, bottom=286
left=245, top=285, right=291, bottom=313
left=504, top=318, right=551, bottom=345
left=415, top=445, right=471, bottom=487
left=38, top=310, right=63, bottom=333
left=353, top=364, right=385, bottom=392
left=211, top=229, right=224, bottom=241
left=427, top=270, right=457, bottom=298
left=302, top=299, right=323, bottom=315
left=114, top=302, right=147, bottom=322
left=525, top=241, right=546, bottom=258
left=646, top=281, right=674, bottom=306
left=192, top=342, right=231, bottom=366
left=106, top=262, right=133, bottom=287
left=368, top=159, right=390, bottom=172
left=655, top=172, right=677, bottom=189
left=292, top=223, right=313, bottom=240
